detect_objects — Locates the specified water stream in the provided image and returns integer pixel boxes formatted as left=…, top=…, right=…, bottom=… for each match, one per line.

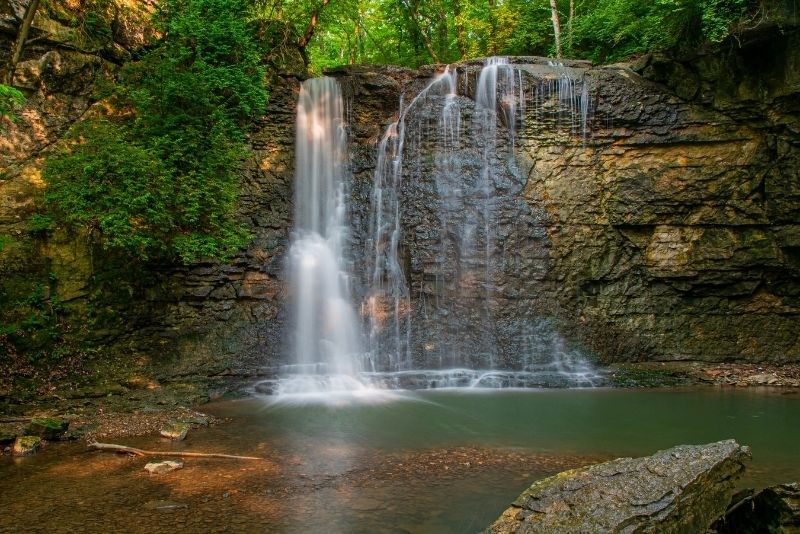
left=277, top=58, right=598, bottom=397
left=282, top=77, right=363, bottom=395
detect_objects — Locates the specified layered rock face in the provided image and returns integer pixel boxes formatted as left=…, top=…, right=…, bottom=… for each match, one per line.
left=525, top=36, right=800, bottom=363
left=485, top=440, right=750, bottom=533
left=1, top=8, right=798, bottom=374
left=323, top=44, right=800, bottom=369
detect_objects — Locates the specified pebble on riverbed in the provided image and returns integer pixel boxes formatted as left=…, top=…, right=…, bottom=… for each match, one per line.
left=144, top=460, right=184, bottom=475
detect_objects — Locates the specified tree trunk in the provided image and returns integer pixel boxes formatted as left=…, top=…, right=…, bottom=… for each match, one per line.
left=4, top=0, right=41, bottom=85
left=297, top=0, right=331, bottom=66
left=405, top=0, right=439, bottom=63
left=454, top=0, right=466, bottom=58
left=549, top=0, right=562, bottom=59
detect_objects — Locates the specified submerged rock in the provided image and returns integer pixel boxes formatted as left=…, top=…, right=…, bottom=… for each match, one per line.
left=486, top=440, right=750, bottom=533
left=711, top=482, right=800, bottom=533
left=12, top=436, right=42, bottom=456
left=143, top=499, right=188, bottom=510
left=144, top=460, right=184, bottom=475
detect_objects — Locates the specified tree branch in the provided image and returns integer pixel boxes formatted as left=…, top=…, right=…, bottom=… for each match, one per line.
left=88, top=442, right=263, bottom=460
left=297, top=0, right=332, bottom=66
left=4, top=0, right=41, bottom=85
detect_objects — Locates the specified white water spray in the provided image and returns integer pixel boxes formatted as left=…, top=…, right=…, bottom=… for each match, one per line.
left=284, top=77, right=363, bottom=393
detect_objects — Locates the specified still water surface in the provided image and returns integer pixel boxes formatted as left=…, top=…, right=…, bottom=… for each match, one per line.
left=1, top=387, right=798, bottom=533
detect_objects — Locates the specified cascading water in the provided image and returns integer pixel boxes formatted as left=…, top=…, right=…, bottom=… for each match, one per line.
left=280, top=77, right=365, bottom=395
left=359, top=57, right=601, bottom=388
left=365, top=67, right=458, bottom=372
left=263, top=60, right=604, bottom=399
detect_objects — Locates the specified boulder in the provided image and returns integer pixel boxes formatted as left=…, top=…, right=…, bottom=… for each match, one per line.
left=711, top=482, right=800, bottom=533
left=0, top=429, right=17, bottom=445
left=144, top=460, right=184, bottom=475
left=25, top=418, right=68, bottom=440
left=12, top=436, right=41, bottom=456
left=486, top=440, right=750, bottom=534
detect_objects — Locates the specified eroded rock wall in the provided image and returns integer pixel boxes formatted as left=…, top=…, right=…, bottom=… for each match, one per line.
left=1, top=10, right=798, bottom=380
left=520, top=51, right=800, bottom=362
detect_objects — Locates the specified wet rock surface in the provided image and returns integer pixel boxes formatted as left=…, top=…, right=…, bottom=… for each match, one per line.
left=486, top=440, right=751, bottom=534
left=25, top=417, right=68, bottom=440
left=711, top=482, right=800, bottom=533
left=12, top=435, right=41, bottom=456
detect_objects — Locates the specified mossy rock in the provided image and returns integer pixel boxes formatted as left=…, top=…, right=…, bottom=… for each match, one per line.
left=159, top=421, right=190, bottom=441
left=0, top=429, right=17, bottom=445
left=13, top=436, right=41, bottom=456
left=25, top=418, right=69, bottom=440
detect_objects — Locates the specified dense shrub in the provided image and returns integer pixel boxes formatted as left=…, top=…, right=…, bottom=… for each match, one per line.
left=44, top=0, right=267, bottom=264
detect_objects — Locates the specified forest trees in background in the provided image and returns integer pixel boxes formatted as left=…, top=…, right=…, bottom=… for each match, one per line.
left=264, top=0, right=757, bottom=70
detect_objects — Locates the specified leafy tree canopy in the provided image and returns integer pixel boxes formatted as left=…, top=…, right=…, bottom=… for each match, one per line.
left=262, top=0, right=754, bottom=70
left=44, top=0, right=267, bottom=264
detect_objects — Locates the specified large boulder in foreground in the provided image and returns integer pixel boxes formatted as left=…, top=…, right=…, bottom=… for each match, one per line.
left=486, top=440, right=750, bottom=533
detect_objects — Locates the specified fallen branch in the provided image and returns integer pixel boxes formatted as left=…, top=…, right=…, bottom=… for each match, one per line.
left=88, top=442, right=262, bottom=461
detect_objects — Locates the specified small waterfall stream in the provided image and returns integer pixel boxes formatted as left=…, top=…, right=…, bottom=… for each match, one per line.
left=280, top=77, right=364, bottom=395
left=269, top=59, right=602, bottom=399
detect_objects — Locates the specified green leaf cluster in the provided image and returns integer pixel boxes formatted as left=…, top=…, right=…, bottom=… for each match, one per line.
left=44, top=0, right=267, bottom=264
left=0, top=282, right=66, bottom=363
left=570, top=0, right=749, bottom=62
left=270, top=0, right=752, bottom=70
left=0, top=84, right=25, bottom=127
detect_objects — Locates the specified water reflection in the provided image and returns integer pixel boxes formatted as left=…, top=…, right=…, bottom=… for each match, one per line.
left=1, top=388, right=798, bottom=533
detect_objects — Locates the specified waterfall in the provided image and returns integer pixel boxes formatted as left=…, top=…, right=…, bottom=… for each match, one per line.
left=282, top=77, right=364, bottom=394
left=358, top=58, right=599, bottom=385
left=262, top=60, right=603, bottom=399
left=365, top=67, right=458, bottom=372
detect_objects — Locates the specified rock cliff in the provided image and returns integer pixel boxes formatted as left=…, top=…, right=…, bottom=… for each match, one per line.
left=1, top=5, right=798, bottom=391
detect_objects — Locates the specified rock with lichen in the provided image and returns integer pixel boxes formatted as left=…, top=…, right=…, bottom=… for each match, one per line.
left=159, top=421, right=190, bottom=441
left=144, top=460, right=184, bottom=475
left=486, top=440, right=750, bottom=533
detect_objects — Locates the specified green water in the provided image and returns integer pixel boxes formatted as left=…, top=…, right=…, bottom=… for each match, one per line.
left=232, top=387, right=800, bottom=486
left=1, top=387, right=798, bottom=533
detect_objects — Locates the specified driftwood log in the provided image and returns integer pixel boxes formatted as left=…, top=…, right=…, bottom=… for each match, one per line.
left=88, top=442, right=262, bottom=460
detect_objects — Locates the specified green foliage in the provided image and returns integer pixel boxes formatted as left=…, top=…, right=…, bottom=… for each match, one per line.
left=569, top=0, right=748, bottom=62
left=25, top=214, right=54, bottom=236
left=0, top=84, right=25, bottom=126
left=44, top=0, right=266, bottom=264
left=265, top=0, right=752, bottom=70
left=0, top=282, right=66, bottom=364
